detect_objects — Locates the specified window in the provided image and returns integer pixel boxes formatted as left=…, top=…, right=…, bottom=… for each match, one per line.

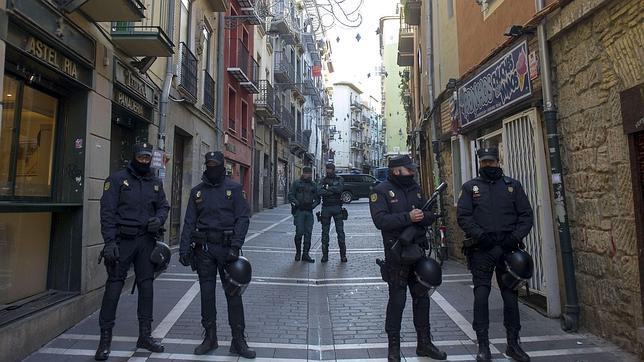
left=0, top=75, right=58, bottom=199
left=241, top=101, right=248, bottom=140
left=202, top=23, right=212, bottom=73
left=228, top=88, right=236, bottom=131
left=180, top=0, right=191, bottom=46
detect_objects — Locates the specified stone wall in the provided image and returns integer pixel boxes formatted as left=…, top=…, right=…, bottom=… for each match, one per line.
left=550, top=0, right=643, bottom=352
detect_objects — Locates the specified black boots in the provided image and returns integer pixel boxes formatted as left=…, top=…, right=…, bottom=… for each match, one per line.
left=136, top=322, right=164, bottom=353
left=387, top=333, right=401, bottom=362
left=194, top=326, right=218, bottom=355
left=294, top=238, right=302, bottom=261
left=94, top=328, right=112, bottom=361
left=321, top=245, right=329, bottom=263
left=230, top=329, right=256, bottom=359
left=476, top=331, right=491, bottom=361
left=416, top=330, right=447, bottom=360
left=339, top=243, right=347, bottom=262
left=506, top=331, right=530, bottom=362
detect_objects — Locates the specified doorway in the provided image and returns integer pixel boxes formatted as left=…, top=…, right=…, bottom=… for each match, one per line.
left=169, top=132, right=186, bottom=246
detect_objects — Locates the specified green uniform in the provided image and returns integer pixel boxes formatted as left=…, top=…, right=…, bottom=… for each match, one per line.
left=288, top=178, right=320, bottom=257
left=318, top=175, right=346, bottom=260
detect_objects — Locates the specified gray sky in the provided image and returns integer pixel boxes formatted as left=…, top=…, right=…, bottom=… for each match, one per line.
left=325, top=0, right=399, bottom=101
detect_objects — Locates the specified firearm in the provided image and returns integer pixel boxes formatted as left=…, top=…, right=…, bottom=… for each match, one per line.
left=397, top=181, right=448, bottom=245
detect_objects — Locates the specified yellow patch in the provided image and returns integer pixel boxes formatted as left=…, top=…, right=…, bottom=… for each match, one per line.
left=370, top=193, right=378, bottom=202
left=154, top=185, right=159, bottom=192
left=104, top=181, right=111, bottom=191
left=226, top=190, right=233, bottom=199
left=508, top=186, right=514, bottom=193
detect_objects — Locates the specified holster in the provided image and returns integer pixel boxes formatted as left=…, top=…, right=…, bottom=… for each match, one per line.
left=118, top=225, right=139, bottom=239
left=376, top=258, right=390, bottom=283
left=341, top=207, right=348, bottom=220
left=316, top=211, right=321, bottom=222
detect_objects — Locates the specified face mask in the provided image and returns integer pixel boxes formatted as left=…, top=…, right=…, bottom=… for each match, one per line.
left=480, top=166, right=503, bottom=180
left=326, top=171, right=335, bottom=178
left=394, top=174, right=416, bottom=187
left=205, top=165, right=225, bottom=184
left=131, top=160, right=151, bottom=175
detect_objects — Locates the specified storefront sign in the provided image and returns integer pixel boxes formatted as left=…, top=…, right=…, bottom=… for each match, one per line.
left=114, top=89, right=153, bottom=122
left=24, top=36, right=80, bottom=80
left=114, top=61, right=156, bottom=107
left=458, top=40, right=532, bottom=127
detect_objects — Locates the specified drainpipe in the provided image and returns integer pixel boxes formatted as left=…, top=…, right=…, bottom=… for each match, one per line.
left=536, top=0, right=579, bottom=332
left=159, top=0, right=176, bottom=152
left=425, top=2, right=442, bottom=199
left=214, top=13, right=225, bottom=150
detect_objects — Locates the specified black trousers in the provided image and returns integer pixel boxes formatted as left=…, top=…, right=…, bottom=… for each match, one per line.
left=321, top=205, right=346, bottom=254
left=384, top=247, right=430, bottom=335
left=194, top=244, right=245, bottom=332
left=99, top=234, right=156, bottom=330
left=470, top=245, right=520, bottom=336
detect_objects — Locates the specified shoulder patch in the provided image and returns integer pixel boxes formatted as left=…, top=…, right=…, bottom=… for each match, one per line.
left=370, top=193, right=378, bottom=202
left=226, top=190, right=233, bottom=199
left=508, top=186, right=514, bottom=193
left=104, top=181, right=111, bottom=191
left=154, top=184, right=160, bottom=192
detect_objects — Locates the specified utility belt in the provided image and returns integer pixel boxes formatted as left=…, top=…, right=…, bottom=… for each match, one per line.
left=117, top=224, right=146, bottom=239
left=191, top=229, right=233, bottom=247
left=386, top=235, right=426, bottom=265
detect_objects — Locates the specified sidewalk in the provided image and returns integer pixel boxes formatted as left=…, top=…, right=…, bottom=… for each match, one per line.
left=25, top=202, right=637, bottom=361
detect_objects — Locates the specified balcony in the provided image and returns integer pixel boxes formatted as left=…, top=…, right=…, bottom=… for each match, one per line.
left=397, top=52, right=414, bottom=66
left=254, top=80, right=279, bottom=125
left=350, top=97, right=362, bottom=111
left=111, top=1, right=174, bottom=57
left=274, top=51, right=295, bottom=85
left=238, top=0, right=263, bottom=25
left=398, top=18, right=414, bottom=53
left=303, top=64, right=316, bottom=96
left=289, top=132, right=307, bottom=155
left=77, top=0, right=145, bottom=21
left=206, top=0, right=227, bottom=11
left=203, top=70, right=215, bottom=116
left=227, top=40, right=259, bottom=94
left=177, top=42, right=198, bottom=102
left=274, top=105, right=296, bottom=138
left=404, top=0, right=421, bottom=26
left=269, top=0, right=298, bottom=45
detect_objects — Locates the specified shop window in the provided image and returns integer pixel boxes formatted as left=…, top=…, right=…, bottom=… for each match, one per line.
left=0, top=74, right=58, bottom=199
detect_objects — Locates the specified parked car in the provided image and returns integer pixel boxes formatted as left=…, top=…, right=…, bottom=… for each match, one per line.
left=337, top=173, right=380, bottom=203
left=374, top=167, right=388, bottom=182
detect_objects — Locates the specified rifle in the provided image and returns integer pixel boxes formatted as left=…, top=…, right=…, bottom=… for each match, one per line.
left=397, top=181, right=448, bottom=245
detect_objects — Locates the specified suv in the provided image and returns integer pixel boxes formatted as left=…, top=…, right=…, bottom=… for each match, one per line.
left=337, top=173, right=380, bottom=203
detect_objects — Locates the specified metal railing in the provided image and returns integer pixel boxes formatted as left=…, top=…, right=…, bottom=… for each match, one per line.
left=255, top=80, right=275, bottom=114
left=178, top=42, right=198, bottom=101
left=203, top=70, right=215, bottom=115
left=230, top=39, right=258, bottom=83
left=274, top=51, right=295, bottom=84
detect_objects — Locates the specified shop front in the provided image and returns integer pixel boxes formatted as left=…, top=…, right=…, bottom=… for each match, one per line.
left=110, top=60, right=157, bottom=172
left=0, top=0, right=94, bottom=324
left=454, top=39, right=561, bottom=317
left=224, top=134, right=252, bottom=199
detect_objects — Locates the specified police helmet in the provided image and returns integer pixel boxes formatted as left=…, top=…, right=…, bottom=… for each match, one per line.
left=150, top=242, right=172, bottom=272
left=501, top=250, right=534, bottom=290
left=412, top=258, right=442, bottom=296
left=223, top=256, right=252, bottom=296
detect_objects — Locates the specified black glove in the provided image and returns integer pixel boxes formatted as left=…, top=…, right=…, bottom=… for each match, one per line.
left=147, top=217, right=162, bottom=233
left=179, top=252, right=192, bottom=267
left=502, top=232, right=520, bottom=251
left=477, top=232, right=495, bottom=250
left=226, top=246, right=240, bottom=262
left=102, top=242, right=120, bottom=265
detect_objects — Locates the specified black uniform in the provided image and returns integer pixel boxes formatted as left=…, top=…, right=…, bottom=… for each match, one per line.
left=456, top=174, right=533, bottom=338
left=288, top=177, right=320, bottom=260
left=98, top=162, right=169, bottom=329
left=318, top=175, right=346, bottom=258
left=369, top=177, right=435, bottom=335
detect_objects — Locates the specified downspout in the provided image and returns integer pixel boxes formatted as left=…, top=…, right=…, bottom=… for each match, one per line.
left=425, top=2, right=442, bottom=197
left=159, top=0, right=176, bottom=151
left=536, top=0, right=579, bottom=332
left=215, top=13, right=226, bottom=149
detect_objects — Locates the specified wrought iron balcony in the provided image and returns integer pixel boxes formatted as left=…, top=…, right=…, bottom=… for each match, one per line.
left=350, top=96, right=362, bottom=111
left=303, top=64, right=316, bottom=96
left=111, top=0, right=173, bottom=57
left=274, top=105, right=296, bottom=138
left=75, top=0, right=145, bottom=21
left=404, top=0, right=421, bottom=26
left=289, top=132, right=307, bottom=155
left=397, top=52, right=414, bottom=66
left=177, top=42, right=198, bottom=102
left=207, top=0, right=227, bottom=12
left=227, top=40, right=259, bottom=93
left=203, top=70, right=215, bottom=115
left=269, top=0, right=297, bottom=45
left=274, top=51, right=295, bottom=85
left=398, top=11, right=414, bottom=53
left=254, top=80, right=279, bottom=125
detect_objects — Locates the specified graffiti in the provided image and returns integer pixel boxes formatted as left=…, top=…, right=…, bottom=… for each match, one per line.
left=458, top=40, right=531, bottom=127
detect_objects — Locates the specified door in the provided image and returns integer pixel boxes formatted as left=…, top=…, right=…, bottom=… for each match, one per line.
left=502, top=110, right=560, bottom=316
left=277, top=160, right=287, bottom=205
left=169, top=133, right=186, bottom=246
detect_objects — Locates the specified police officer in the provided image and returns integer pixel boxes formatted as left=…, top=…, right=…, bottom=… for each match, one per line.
left=318, top=163, right=347, bottom=263
left=369, top=155, right=447, bottom=362
left=179, top=151, right=255, bottom=359
left=288, top=166, right=320, bottom=262
left=95, top=142, right=169, bottom=360
left=457, top=147, right=533, bottom=362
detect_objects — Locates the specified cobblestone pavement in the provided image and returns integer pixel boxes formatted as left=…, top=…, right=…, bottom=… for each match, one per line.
left=26, top=201, right=637, bottom=361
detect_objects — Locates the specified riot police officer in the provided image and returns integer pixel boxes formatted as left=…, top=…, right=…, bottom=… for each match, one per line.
left=318, top=163, right=347, bottom=262
left=457, top=147, right=533, bottom=362
left=95, top=142, right=169, bottom=360
left=179, top=151, right=255, bottom=359
left=369, top=155, right=447, bottom=362
left=288, top=166, right=320, bottom=262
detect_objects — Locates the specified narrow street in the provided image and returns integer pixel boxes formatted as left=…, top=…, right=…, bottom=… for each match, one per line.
left=25, top=202, right=635, bottom=361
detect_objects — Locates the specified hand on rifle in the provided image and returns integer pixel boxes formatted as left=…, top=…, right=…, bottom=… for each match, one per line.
left=409, top=208, right=424, bottom=223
